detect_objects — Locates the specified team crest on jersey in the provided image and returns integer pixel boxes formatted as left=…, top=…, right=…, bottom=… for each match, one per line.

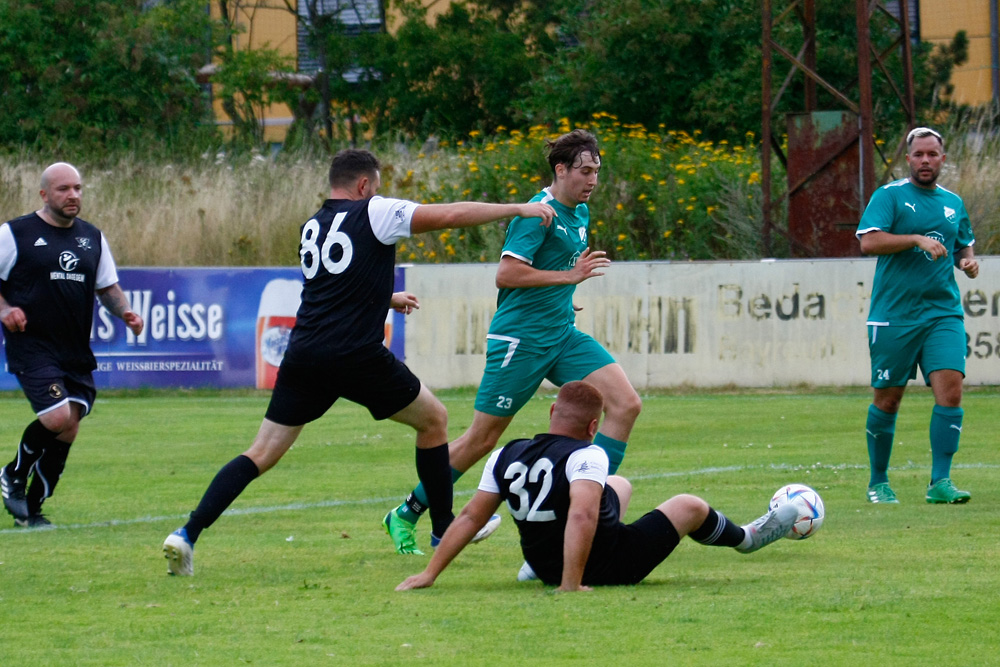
left=76, top=237, right=92, bottom=250
left=921, top=231, right=945, bottom=261
left=578, top=227, right=586, bottom=242
left=48, top=384, right=64, bottom=399
left=943, top=206, right=957, bottom=224
left=59, top=251, right=80, bottom=272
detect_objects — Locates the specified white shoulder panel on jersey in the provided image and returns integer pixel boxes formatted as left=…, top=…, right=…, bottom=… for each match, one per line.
left=500, top=249, right=533, bottom=264
left=95, top=233, right=120, bottom=290
left=566, top=445, right=608, bottom=486
left=478, top=448, right=504, bottom=494
left=0, top=224, right=16, bottom=281
left=367, top=196, right=419, bottom=245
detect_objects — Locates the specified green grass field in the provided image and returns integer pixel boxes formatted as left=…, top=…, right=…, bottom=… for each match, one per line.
left=2, top=386, right=998, bottom=665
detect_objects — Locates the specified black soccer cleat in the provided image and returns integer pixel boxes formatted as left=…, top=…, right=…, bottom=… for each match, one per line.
left=14, top=513, right=52, bottom=529
left=1, top=465, right=30, bottom=521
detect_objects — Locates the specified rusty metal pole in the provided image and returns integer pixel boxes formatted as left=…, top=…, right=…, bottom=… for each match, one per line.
left=762, top=0, right=774, bottom=255
left=803, top=0, right=817, bottom=111
left=856, top=0, right=876, bottom=207
left=899, top=0, right=917, bottom=128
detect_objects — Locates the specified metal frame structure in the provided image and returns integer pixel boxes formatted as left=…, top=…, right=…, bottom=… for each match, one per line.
left=761, top=0, right=917, bottom=256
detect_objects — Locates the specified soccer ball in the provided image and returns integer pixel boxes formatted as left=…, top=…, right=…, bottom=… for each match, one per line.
left=769, top=483, right=824, bottom=540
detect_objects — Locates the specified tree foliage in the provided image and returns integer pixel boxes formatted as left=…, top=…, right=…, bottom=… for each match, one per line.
left=515, top=0, right=941, bottom=143
left=0, top=0, right=980, bottom=153
left=0, top=0, right=217, bottom=153
left=361, top=1, right=535, bottom=137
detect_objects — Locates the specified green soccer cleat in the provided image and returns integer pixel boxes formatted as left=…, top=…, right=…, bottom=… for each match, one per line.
left=925, top=478, right=971, bottom=504
left=866, top=482, right=899, bottom=504
left=383, top=508, right=424, bottom=555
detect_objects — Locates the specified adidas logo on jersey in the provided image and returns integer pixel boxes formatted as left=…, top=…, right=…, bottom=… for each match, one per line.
left=34, top=238, right=47, bottom=246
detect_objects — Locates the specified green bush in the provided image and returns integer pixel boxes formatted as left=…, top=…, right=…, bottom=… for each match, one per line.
left=386, top=115, right=772, bottom=264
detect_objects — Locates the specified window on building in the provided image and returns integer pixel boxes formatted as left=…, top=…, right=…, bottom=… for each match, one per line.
left=297, top=0, right=384, bottom=73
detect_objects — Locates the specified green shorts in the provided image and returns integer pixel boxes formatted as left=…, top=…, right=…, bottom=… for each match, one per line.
left=868, top=316, right=966, bottom=388
left=474, top=328, right=616, bottom=416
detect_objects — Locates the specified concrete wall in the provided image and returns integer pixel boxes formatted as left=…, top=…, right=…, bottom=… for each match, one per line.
left=403, top=257, right=1000, bottom=389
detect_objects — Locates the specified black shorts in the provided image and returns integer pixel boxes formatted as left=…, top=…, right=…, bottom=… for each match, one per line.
left=530, top=486, right=681, bottom=587
left=264, top=344, right=421, bottom=426
left=16, top=365, right=97, bottom=418
left=581, top=506, right=681, bottom=587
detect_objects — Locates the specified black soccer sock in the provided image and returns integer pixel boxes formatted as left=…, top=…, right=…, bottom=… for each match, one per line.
left=6, top=420, right=60, bottom=479
left=415, top=443, right=454, bottom=540
left=689, top=508, right=746, bottom=547
left=184, top=454, right=260, bottom=544
left=26, top=441, right=71, bottom=515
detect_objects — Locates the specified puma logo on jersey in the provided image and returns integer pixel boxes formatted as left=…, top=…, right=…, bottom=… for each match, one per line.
left=904, top=202, right=916, bottom=213
left=34, top=238, right=47, bottom=246
left=556, top=224, right=568, bottom=235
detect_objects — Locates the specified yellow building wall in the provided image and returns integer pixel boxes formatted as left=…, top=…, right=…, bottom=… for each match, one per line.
left=210, top=1, right=298, bottom=143
left=211, top=0, right=447, bottom=143
left=920, top=1, right=995, bottom=106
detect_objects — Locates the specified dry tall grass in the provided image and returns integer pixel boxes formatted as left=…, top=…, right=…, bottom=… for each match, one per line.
left=943, top=128, right=1000, bottom=255
left=1, top=123, right=997, bottom=266
left=0, top=153, right=327, bottom=266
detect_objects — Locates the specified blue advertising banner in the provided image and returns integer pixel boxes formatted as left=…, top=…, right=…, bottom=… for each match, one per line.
left=0, top=267, right=407, bottom=390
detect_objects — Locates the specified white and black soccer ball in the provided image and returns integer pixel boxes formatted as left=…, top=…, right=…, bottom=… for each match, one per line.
left=769, top=483, right=825, bottom=540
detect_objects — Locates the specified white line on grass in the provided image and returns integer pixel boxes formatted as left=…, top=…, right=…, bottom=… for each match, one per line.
left=2, top=460, right=996, bottom=535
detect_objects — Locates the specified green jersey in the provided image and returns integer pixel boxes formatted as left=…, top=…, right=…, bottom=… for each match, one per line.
left=488, top=188, right=589, bottom=350
left=857, top=178, right=974, bottom=325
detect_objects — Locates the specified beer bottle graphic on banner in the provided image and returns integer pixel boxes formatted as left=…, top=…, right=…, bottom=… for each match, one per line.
left=255, top=279, right=302, bottom=389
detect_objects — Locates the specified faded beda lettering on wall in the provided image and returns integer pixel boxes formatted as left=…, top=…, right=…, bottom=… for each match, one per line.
left=717, top=283, right=825, bottom=321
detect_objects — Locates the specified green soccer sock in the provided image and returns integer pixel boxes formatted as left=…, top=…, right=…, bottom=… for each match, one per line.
left=594, top=432, right=628, bottom=474
left=397, top=467, right=464, bottom=524
left=866, top=404, right=897, bottom=487
left=929, top=405, right=963, bottom=484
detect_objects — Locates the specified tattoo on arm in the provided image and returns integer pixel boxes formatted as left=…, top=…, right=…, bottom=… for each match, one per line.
left=97, top=286, right=131, bottom=320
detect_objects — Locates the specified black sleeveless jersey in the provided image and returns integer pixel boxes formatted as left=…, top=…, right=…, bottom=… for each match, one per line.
left=1, top=213, right=106, bottom=373
left=283, top=197, right=413, bottom=364
left=492, top=434, right=620, bottom=583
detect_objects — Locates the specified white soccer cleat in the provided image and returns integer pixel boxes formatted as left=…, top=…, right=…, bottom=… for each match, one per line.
left=163, top=528, right=194, bottom=576
left=516, top=561, right=538, bottom=582
left=735, top=503, right=798, bottom=554
left=431, top=514, right=502, bottom=548
left=470, top=514, right=502, bottom=544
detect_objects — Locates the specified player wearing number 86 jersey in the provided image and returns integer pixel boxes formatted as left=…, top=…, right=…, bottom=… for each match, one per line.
left=289, top=195, right=415, bottom=358
left=161, top=149, right=556, bottom=575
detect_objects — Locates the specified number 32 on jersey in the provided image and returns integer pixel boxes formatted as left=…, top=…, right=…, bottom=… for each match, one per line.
left=504, top=459, right=557, bottom=522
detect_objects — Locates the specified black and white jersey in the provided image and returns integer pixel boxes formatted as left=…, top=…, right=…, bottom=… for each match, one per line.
left=480, top=433, right=614, bottom=583
left=0, top=213, right=119, bottom=373
left=283, top=196, right=418, bottom=364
